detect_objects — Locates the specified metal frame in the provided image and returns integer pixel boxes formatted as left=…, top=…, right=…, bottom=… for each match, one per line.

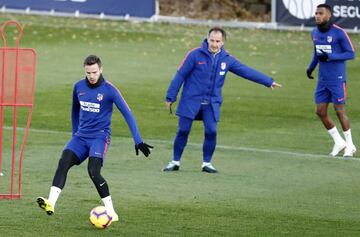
left=0, top=21, right=36, bottom=199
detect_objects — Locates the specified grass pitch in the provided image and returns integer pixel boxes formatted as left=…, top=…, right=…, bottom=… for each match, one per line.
left=0, top=14, right=359, bottom=236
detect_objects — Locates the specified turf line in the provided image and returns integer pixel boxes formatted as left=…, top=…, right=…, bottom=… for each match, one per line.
left=6, top=126, right=359, bottom=161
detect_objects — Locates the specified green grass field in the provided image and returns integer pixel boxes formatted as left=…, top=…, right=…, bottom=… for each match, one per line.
left=0, top=13, right=359, bottom=236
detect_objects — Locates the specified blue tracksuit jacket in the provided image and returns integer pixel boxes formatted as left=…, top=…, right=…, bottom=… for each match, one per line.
left=166, top=39, right=274, bottom=121
left=72, top=76, right=142, bottom=144
left=308, top=24, right=355, bottom=84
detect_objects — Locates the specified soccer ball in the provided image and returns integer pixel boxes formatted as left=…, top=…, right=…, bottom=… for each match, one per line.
left=89, top=206, right=113, bottom=229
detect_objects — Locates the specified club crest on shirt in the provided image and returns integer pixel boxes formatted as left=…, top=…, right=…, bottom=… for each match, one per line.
left=327, top=36, right=333, bottom=43
left=97, top=93, right=103, bottom=101
left=221, top=62, right=226, bottom=70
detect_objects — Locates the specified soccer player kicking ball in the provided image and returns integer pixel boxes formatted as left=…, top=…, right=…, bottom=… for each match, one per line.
left=306, top=4, right=356, bottom=157
left=164, top=27, right=281, bottom=173
left=37, top=55, right=153, bottom=221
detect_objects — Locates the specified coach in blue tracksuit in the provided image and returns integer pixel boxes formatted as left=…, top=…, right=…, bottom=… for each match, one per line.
left=306, top=4, right=356, bottom=157
left=163, top=27, right=282, bottom=173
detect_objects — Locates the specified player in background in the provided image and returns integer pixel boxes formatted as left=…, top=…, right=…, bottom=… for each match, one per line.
left=306, top=4, right=356, bottom=157
left=164, top=27, right=282, bottom=173
left=36, top=55, right=153, bottom=221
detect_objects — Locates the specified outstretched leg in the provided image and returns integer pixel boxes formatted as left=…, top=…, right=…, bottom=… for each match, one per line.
left=87, top=157, right=109, bottom=198
left=52, top=149, right=80, bottom=189
left=88, top=157, right=118, bottom=221
left=37, top=149, right=79, bottom=215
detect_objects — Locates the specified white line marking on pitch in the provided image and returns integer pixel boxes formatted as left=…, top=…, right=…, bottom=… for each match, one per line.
left=5, top=126, right=358, bottom=161
left=149, top=139, right=359, bottom=161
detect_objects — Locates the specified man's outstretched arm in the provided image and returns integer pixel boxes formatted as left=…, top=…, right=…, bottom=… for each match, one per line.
left=111, top=84, right=153, bottom=157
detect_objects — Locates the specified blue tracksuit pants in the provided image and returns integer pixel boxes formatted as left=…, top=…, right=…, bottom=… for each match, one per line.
left=173, top=104, right=217, bottom=163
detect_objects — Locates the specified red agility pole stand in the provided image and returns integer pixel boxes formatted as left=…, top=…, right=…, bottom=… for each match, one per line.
left=0, top=21, right=36, bottom=199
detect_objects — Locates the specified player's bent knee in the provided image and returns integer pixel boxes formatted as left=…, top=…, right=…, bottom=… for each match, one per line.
left=87, top=157, right=103, bottom=179
left=57, top=149, right=79, bottom=170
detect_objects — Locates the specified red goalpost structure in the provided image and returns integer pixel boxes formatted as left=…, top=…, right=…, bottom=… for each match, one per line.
left=0, top=21, right=36, bottom=199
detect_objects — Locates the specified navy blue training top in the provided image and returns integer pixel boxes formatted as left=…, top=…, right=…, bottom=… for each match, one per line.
left=71, top=76, right=142, bottom=144
left=308, top=24, right=355, bottom=84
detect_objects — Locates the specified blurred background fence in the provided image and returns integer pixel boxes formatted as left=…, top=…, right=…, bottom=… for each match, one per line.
left=0, top=0, right=358, bottom=31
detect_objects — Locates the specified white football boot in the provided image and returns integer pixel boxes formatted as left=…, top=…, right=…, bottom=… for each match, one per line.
left=163, top=161, right=180, bottom=171
left=202, top=163, right=217, bottom=173
left=330, top=141, right=346, bottom=157
left=343, top=145, right=356, bottom=157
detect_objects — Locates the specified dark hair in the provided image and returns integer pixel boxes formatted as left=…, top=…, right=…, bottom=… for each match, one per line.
left=208, top=27, right=226, bottom=41
left=83, top=55, right=102, bottom=67
left=317, top=4, right=332, bottom=14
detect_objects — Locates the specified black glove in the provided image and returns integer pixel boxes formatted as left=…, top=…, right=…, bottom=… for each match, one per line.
left=306, top=68, right=314, bottom=79
left=317, top=49, right=328, bottom=62
left=135, top=142, right=153, bottom=157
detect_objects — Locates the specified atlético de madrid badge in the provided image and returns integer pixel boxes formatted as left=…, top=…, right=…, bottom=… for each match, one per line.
left=97, top=93, right=103, bottom=101
left=327, top=36, right=333, bottom=43
left=221, top=62, right=226, bottom=70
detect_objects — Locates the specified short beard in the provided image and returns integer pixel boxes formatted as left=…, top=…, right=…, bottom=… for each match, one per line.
left=317, top=20, right=332, bottom=33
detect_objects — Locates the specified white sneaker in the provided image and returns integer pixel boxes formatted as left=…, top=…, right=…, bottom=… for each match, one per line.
left=343, top=145, right=356, bottom=157
left=163, top=161, right=180, bottom=171
left=202, top=163, right=217, bottom=173
left=330, top=141, right=346, bottom=156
